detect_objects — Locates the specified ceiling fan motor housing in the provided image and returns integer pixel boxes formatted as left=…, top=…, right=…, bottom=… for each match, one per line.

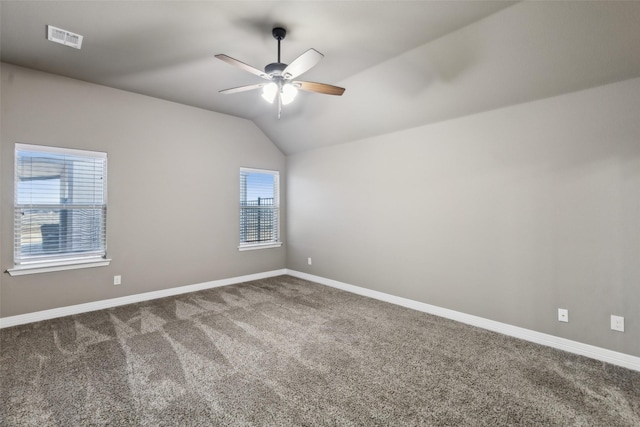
left=265, top=62, right=287, bottom=76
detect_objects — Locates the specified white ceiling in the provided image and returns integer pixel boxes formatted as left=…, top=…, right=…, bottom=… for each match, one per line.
left=2, top=1, right=640, bottom=155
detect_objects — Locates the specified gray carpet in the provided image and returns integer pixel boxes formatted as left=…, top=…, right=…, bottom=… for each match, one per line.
left=1, top=275, right=639, bottom=426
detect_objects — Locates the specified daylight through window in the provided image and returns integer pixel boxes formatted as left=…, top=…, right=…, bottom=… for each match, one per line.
left=239, top=168, right=281, bottom=250
left=13, top=144, right=108, bottom=267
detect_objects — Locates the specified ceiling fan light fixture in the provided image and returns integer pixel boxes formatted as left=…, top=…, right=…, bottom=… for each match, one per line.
left=217, top=26, right=345, bottom=117
left=281, top=83, right=298, bottom=105
left=262, top=82, right=277, bottom=104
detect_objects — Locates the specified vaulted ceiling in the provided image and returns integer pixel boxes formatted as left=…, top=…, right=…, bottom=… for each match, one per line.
left=2, top=1, right=640, bottom=155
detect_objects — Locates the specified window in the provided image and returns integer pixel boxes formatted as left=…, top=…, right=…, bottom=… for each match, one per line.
left=9, top=144, right=109, bottom=275
left=239, top=168, right=282, bottom=250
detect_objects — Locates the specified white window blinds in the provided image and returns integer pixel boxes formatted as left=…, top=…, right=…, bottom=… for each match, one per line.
left=14, top=144, right=107, bottom=265
left=239, top=168, right=280, bottom=248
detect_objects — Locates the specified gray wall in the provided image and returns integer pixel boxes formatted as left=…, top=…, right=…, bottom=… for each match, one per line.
left=287, top=77, right=640, bottom=357
left=1, top=63, right=286, bottom=317
left=3, top=62, right=639, bottom=358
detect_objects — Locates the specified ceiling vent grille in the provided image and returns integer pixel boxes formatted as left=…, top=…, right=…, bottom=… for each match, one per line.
left=47, top=25, right=83, bottom=49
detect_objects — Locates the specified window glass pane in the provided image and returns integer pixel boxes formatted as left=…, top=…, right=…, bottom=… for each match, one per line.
left=245, top=173, right=275, bottom=202
left=240, top=169, right=279, bottom=245
left=17, top=178, right=61, bottom=205
left=14, top=144, right=107, bottom=265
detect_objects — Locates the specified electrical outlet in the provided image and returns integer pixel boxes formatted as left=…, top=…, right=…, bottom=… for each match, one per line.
left=113, top=275, right=121, bottom=286
left=558, top=308, right=568, bottom=322
left=307, top=257, right=312, bottom=266
left=611, top=315, right=624, bottom=332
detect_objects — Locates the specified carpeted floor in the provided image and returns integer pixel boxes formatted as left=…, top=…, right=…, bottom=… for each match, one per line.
left=1, top=275, right=639, bottom=426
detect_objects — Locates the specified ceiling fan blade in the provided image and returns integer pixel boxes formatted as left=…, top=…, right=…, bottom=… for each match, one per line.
left=215, top=54, right=269, bottom=79
left=293, top=81, right=345, bottom=96
left=282, top=49, right=324, bottom=79
left=219, top=83, right=265, bottom=94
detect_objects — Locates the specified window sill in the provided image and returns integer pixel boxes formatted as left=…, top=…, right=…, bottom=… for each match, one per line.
left=6, top=258, right=112, bottom=276
left=238, top=242, right=283, bottom=251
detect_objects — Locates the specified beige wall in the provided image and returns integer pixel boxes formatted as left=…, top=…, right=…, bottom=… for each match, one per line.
left=1, top=63, right=286, bottom=317
left=287, top=77, right=640, bottom=357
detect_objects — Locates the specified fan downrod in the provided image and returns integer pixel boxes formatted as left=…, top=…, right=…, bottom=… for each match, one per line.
left=267, top=27, right=287, bottom=73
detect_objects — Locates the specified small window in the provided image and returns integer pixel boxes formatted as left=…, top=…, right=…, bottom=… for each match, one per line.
left=239, top=168, right=282, bottom=250
left=10, top=144, right=109, bottom=274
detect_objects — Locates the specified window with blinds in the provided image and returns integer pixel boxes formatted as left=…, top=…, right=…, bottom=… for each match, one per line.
left=239, top=168, right=281, bottom=250
left=14, top=144, right=107, bottom=266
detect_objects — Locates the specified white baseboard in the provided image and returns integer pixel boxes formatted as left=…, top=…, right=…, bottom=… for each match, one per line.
left=0, top=269, right=287, bottom=329
left=286, top=270, right=640, bottom=372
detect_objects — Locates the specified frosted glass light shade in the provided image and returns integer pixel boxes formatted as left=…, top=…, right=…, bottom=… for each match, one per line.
left=281, top=84, right=298, bottom=105
left=262, top=83, right=277, bottom=104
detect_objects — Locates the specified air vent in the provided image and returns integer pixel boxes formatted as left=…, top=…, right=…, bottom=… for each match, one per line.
left=47, top=25, right=83, bottom=49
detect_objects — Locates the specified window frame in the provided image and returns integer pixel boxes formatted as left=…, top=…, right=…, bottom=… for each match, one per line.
left=238, top=167, right=282, bottom=251
left=7, top=143, right=111, bottom=276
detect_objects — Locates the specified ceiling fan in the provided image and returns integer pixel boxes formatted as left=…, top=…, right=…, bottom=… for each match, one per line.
left=215, top=27, right=345, bottom=118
